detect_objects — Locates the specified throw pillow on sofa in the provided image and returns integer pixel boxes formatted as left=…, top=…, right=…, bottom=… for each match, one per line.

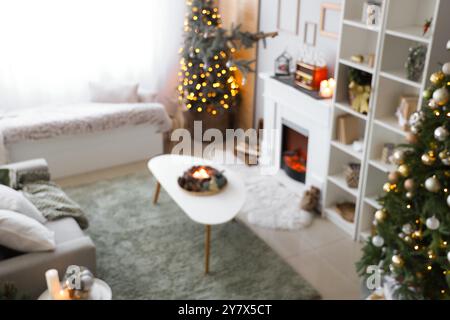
left=0, top=210, right=55, bottom=252
left=89, top=82, right=139, bottom=103
left=0, top=185, right=46, bottom=223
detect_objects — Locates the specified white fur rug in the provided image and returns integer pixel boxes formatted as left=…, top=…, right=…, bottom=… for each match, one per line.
left=240, top=172, right=314, bottom=230
left=212, top=151, right=314, bottom=231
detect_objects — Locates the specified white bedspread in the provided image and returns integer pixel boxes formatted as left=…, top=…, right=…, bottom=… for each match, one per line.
left=0, top=103, right=172, bottom=164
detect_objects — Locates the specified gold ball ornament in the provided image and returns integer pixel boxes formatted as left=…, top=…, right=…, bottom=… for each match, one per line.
left=383, top=182, right=394, bottom=192
left=425, top=176, right=441, bottom=193
left=430, top=71, right=445, bottom=85
left=404, top=178, right=415, bottom=191
left=432, top=87, right=450, bottom=106
left=398, top=164, right=410, bottom=177
left=388, top=171, right=400, bottom=183
left=392, top=149, right=406, bottom=165
left=392, top=255, right=404, bottom=267
left=439, top=150, right=450, bottom=166
left=421, top=153, right=436, bottom=165
left=375, top=210, right=387, bottom=222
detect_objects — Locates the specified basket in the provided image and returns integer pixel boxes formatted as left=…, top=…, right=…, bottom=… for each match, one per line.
left=344, top=163, right=361, bottom=189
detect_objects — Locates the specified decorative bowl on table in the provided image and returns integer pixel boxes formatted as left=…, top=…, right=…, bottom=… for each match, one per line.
left=178, top=165, right=227, bottom=195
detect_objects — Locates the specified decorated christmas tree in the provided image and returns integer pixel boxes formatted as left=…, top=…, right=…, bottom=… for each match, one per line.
left=357, top=58, right=450, bottom=299
left=178, top=0, right=276, bottom=116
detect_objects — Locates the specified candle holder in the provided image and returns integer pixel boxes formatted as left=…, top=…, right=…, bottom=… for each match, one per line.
left=178, top=165, right=227, bottom=196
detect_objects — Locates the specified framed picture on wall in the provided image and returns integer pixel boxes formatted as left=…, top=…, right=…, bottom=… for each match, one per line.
left=277, top=0, right=301, bottom=35
left=303, top=22, right=317, bottom=46
left=319, top=2, right=341, bottom=39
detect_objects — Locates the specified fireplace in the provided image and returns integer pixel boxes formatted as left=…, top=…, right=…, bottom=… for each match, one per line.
left=280, top=122, right=309, bottom=183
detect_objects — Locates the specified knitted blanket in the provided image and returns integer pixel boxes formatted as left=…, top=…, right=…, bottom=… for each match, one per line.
left=21, top=181, right=89, bottom=230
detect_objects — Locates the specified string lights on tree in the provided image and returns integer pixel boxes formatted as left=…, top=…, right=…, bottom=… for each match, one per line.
left=357, top=53, right=450, bottom=299
left=178, top=0, right=277, bottom=116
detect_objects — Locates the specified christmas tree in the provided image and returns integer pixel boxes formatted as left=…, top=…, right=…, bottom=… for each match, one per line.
left=357, top=59, right=450, bottom=299
left=178, top=0, right=276, bottom=116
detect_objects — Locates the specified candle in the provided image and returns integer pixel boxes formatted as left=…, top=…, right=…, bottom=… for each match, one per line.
left=320, top=78, right=335, bottom=98
left=45, top=269, right=61, bottom=300
left=192, top=168, right=210, bottom=179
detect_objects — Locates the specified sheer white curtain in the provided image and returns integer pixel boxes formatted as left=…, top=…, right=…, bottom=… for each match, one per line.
left=0, top=0, right=185, bottom=111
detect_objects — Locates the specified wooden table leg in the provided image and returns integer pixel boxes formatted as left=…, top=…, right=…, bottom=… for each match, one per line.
left=205, top=225, right=211, bottom=275
left=153, top=181, right=161, bottom=205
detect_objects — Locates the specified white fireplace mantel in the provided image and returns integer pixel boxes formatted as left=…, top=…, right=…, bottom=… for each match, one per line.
left=259, top=73, right=332, bottom=194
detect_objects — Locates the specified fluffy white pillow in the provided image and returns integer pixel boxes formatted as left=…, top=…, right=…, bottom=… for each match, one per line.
left=0, top=185, right=46, bottom=223
left=0, top=210, right=55, bottom=252
left=138, top=88, right=157, bottom=103
left=89, top=82, right=139, bottom=103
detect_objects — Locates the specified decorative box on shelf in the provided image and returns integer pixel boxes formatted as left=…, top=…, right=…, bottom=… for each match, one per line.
left=295, top=61, right=328, bottom=91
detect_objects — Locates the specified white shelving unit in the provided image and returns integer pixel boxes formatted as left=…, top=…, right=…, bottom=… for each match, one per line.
left=323, top=0, right=450, bottom=241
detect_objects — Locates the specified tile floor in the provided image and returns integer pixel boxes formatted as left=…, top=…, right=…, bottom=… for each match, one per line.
left=56, top=160, right=363, bottom=300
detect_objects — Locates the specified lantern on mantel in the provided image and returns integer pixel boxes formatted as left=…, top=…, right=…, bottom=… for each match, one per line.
left=275, top=51, right=292, bottom=76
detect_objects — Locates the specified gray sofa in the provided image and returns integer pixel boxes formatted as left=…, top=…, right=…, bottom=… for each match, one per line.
left=0, top=159, right=96, bottom=299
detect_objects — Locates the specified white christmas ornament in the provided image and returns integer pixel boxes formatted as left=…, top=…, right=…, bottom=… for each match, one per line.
left=402, top=224, right=413, bottom=234
left=434, top=126, right=449, bottom=142
left=448, top=251, right=450, bottom=263
left=425, top=176, right=441, bottom=193
left=447, top=194, right=450, bottom=208
left=433, top=87, right=450, bottom=105
left=372, top=235, right=384, bottom=247
left=443, top=62, right=450, bottom=75
left=426, top=216, right=440, bottom=230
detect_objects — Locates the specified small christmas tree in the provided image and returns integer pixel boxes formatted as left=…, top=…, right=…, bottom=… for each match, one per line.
left=357, top=58, right=450, bottom=299
left=178, top=0, right=276, bottom=116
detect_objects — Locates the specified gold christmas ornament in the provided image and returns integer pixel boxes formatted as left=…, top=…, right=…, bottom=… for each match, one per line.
left=439, top=150, right=450, bottom=166
left=383, top=182, right=393, bottom=193
left=404, top=178, right=415, bottom=191
left=421, top=153, right=436, bottom=165
left=392, top=149, right=406, bottom=165
left=392, top=255, right=404, bottom=267
left=388, top=171, right=400, bottom=183
left=375, top=210, right=387, bottom=222
left=430, top=71, right=445, bottom=84
left=398, top=164, right=410, bottom=177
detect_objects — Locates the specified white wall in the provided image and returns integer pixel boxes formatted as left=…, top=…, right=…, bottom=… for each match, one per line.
left=255, top=0, right=342, bottom=123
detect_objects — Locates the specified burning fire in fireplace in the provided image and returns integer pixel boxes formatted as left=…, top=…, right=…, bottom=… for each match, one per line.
left=283, top=150, right=307, bottom=173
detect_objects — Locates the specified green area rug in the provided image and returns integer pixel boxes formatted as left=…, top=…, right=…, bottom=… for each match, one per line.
left=65, top=172, right=320, bottom=300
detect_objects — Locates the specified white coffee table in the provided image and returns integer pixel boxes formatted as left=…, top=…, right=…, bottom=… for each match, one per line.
left=148, top=154, right=246, bottom=274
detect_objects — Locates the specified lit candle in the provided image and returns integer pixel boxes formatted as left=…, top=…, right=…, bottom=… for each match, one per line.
left=320, top=78, right=335, bottom=98
left=45, top=269, right=61, bottom=300
left=192, top=168, right=210, bottom=179
left=328, top=78, right=336, bottom=91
